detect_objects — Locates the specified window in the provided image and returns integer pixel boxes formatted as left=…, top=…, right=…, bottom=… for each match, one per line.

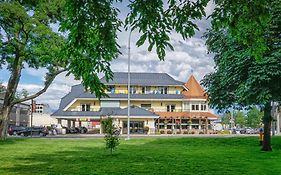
left=159, top=86, right=168, bottom=94
left=183, top=102, right=190, bottom=111
left=201, top=104, right=207, bottom=111
left=166, top=104, right=175, bottom=112
left=130, top=86, right=137, bottom=94
left=100, top=101, right=120, bottom=108
left=141, top=86, right=151, bottom=94
left=81, top=104, right=90, bottom=111
left=192, top=104, right=200, bottom=111
left=141, top=104, right=151, bottom=110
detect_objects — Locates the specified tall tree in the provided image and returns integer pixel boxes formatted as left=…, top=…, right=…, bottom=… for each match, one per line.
left=0, top=0, right=208, bottom=140
left=202, top=0, right=281, bottom=151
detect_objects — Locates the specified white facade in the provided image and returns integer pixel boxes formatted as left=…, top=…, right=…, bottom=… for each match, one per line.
left=32, top=113, right=57, bottom=126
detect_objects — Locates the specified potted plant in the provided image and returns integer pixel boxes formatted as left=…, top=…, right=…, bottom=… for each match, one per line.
left=144, top=126, right=149, bottom=134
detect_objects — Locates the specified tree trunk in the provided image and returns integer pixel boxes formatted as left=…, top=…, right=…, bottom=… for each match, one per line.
left=0, top=50, right=23, bottom=140
left=261, top=102, right=272, bottom=151
left=0, top=106, right=12, bottom=140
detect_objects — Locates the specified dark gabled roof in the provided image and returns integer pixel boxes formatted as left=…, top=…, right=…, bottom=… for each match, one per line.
left=114, top=106, right=158, bottom=116
left=51, top=110, right=100, bottom=116
left=52, top=106, right=158, bottom=117
left=99, top=106, right=157, bottom=116
left=58, top=84, right=85, bottom=110
left=100, top=72, right=184, bottom=86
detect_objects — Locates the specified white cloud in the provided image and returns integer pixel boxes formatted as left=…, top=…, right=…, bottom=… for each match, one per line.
left=3, top=2, right=216, bottom=111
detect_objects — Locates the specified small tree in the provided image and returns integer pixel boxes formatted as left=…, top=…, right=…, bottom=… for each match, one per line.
left=246, top=107, right=263, bottom=128
left=102, top=117, right=120, bottom=154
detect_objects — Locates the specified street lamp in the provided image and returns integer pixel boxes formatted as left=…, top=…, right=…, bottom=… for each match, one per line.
left=126, top=30, right=132, bottom=140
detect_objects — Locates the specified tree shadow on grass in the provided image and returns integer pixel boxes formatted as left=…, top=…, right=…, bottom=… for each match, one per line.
left=1, top=137, right=281, bottom=175
left=0, top=138, right=29, bottom=145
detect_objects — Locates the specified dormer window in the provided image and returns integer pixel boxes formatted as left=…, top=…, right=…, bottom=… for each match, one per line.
left=81, top=104, right=90, bottom=111
left=192, top=104, right=199, bottom=111
left=201, top=104, right=207, bottom=111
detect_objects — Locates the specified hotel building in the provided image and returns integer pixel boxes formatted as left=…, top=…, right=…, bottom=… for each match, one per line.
left=52, top=72, right=218, bottom=134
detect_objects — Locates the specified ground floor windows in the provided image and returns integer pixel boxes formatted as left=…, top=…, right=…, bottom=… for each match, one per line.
left=122, top=121, right=144, bottom=134
left=155, top=118, right=211, bottom=134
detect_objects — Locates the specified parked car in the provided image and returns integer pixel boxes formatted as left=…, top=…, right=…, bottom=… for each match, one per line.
left=77, top=127, right=88, bottom=134
left=18, top=127, right=49, bottom=137
left=239, top=128, right=247, bottom=134
left=8, top=126, right=26, bottom=135
left=68, top=127, right=79, bottom=134
left=67, top=127, right=88, bottom=134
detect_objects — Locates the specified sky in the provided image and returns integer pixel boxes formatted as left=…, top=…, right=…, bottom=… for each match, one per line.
left=0, top=1, right=215, bottom=111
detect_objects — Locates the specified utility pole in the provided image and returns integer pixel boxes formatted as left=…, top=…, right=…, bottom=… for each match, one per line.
left=126, top=30, right=132, bottom=140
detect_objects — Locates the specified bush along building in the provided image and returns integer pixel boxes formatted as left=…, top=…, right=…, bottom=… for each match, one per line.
left=52, top=72, right=218, bottom=134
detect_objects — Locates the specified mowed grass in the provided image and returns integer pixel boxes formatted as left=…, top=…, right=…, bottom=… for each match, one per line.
left=1, top=137, right=281, bottom=175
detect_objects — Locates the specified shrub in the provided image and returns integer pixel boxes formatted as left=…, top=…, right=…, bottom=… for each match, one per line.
left=176, top=131, right=181, bottom=134
left=183, top=131, right=189, bottom=134
left=167, top=130, right=172, bottom=134
left=160, top=130, right=165, bottom=134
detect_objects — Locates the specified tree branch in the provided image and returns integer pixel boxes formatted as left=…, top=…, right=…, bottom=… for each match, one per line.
left=12, top=68, right=67, bottom=105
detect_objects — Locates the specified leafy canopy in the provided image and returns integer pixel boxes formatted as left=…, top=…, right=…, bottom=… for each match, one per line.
left=1, top=0, right=210, bottom=98
left=202, top=0, right=281, bottom=110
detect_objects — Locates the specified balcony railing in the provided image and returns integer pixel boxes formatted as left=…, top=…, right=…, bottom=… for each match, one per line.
left=67, top=107, right=100, bottom=112
left=105, top=89, right=181, bottom=95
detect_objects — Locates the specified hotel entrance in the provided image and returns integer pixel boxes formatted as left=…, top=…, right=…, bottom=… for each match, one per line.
left=123, top=121, right=144, bottom=134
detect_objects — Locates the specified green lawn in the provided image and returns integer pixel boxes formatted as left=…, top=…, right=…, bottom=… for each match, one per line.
left=0, top=136, right=281, bottom=175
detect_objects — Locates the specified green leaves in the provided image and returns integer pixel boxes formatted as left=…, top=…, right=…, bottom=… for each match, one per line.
left=126, top=0, right=208, bottom=60
left=202, top=0, right=281, bottom=111
left=60, top=0, right=121, bottom=98
left=210, top=0, right=271, bottom=61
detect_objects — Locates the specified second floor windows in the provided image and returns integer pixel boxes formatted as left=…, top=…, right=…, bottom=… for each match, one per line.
left=167, top=104, right=175, bottom=112
left=191, top=104, right=199, bottom=111
left=141, top=104, right=151, bottom=110
left=130, top=86, right=137, bottom=94
left=191, top=104, right=207, bottom=111
left=141, top=86, right=151, bottom=94
left=81, top=104, right=90, bottom=111
left=159, top=86, right=168, bottom=94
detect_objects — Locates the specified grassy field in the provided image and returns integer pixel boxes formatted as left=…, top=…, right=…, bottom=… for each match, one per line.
left=0, top=136, right=281, bottom=175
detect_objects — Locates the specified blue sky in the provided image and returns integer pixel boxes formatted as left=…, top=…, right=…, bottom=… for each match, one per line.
left=0, top=1, right=216, bottom=111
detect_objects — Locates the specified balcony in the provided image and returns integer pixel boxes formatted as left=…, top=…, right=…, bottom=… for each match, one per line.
left=148, top=108, right=183, bottom=112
